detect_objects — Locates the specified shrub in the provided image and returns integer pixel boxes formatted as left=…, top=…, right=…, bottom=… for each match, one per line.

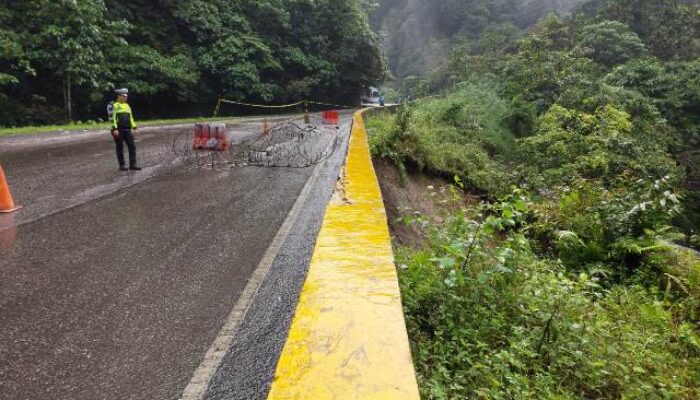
left=520, top=104, right=679, bottom=189
left=398, top=189, right=700, bottom=399
left=366, top=81, right=517, bottom=194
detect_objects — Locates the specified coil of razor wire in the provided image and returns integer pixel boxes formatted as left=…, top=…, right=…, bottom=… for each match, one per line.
left=170, top=119, right=343, bottom=170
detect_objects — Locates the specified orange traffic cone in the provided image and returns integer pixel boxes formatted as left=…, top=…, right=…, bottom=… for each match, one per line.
left=263, top=118, right=270, bottom=135
left=0, top=165, right=21, bottom=213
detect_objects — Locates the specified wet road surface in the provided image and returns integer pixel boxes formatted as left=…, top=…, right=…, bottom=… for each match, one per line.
left=0, top=115, right=352, bottom=399
left=0, top=117, right=295, bottom=231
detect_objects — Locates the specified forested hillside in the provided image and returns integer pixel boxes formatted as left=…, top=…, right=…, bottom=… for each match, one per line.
left=440, top=0, right=700, bottom=232
left=0, top=0, right=383, bottom=127
left=367, top=0, right=700, bottom=397
left=372, top=0, right=586, bottom=81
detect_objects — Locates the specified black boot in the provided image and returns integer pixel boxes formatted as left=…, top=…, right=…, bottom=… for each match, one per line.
left=129, top=166, right=142, bottom=171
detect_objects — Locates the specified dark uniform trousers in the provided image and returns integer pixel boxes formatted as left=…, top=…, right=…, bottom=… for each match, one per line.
left=116, top=129, right=137, bottom=168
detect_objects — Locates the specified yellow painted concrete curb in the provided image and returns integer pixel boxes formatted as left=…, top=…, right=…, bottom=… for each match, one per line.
left=267, top=110, right=420, bottom=399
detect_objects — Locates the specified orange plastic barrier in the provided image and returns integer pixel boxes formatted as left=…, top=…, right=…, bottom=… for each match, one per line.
left=0, top=165, right=21, bottom=213
left=193, top=123, right=228, bottom=151
left=322, top=110, right=340, bottom=125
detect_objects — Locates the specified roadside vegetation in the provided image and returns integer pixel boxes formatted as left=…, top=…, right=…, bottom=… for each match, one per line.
left=0, top=0, right=382, bottom=127
left=366, top=0, right=700, bottom=398
left=0, top=116, right=266, bottom=138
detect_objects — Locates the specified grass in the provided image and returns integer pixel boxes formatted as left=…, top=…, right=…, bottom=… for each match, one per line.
left=0, top=115, right=272, bottom=137
left=365, top=81, right=517, bottom=195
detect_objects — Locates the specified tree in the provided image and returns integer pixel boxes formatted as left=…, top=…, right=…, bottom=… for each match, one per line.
left=26, top=0, right=126, bottom=121
left=0, top=30, right=30, bottom=86
left=0, top=0, right=384, bottom=126
left=575, top=20, right=646, bottom=67
left=502, top=32, right=595, bottom=114
left=476, top=23, right=522, bottom=54
left=605, top=58, right=700, bottom=152
left=599, top=0, right=700, bottom=60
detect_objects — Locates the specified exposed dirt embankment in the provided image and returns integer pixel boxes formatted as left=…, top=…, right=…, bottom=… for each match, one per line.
left=373, top=157, right=480, bottom=248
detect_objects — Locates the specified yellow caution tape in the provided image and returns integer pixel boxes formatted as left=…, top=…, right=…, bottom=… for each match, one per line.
left=267, top=109, right=420, bottom=400
left=213, top=98, right=357, bottom=117
left=213, top=93, right=442, bottom=117
left=213, top=99, right=305, bottom=117
left=218, top=99, right=306, bottom=109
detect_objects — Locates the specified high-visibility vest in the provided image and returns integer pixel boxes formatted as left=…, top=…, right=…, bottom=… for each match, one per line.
left=112, top=102, right=137, bottom=130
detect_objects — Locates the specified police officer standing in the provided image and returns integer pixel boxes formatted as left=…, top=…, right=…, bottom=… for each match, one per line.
left=111, top=88, right=141, bottom=171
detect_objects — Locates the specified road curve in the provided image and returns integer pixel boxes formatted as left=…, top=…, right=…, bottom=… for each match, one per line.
left=0, top=115, right=352, bottom=399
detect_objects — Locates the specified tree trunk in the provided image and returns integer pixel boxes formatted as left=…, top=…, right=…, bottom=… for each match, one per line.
left=63, top=72, right=72, bottom=122
left=66, top=73, right=72, bottom=122
left=569, top=16, right=576, bottom=48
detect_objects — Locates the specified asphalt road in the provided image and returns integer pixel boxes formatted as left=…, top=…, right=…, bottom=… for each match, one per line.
left=0, top=114, right=352, bottom=399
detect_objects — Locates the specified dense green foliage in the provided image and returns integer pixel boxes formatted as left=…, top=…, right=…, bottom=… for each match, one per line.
left=396, top=189, right=699, bottom=399
left=380, top=0, right=700, bottom=235
left=369, top=82, right=514, bottom=194
left=0, top=0, right=383, bottom=127
left=367, top=0, right=700, bottom=397
left=369, top=103, right=700, bottom=397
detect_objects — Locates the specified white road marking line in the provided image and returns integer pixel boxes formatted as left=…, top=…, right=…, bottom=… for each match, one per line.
left=179, top=157, right=327, bottom=400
